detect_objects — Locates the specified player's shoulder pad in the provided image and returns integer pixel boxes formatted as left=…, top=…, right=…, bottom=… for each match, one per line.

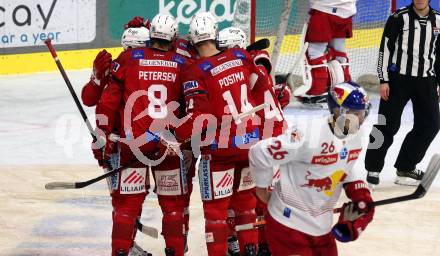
left=392, top=6, right=409, bottom=18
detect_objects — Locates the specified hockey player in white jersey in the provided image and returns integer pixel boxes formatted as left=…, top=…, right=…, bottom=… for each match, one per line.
left=249, top=81, right=374, bottom=256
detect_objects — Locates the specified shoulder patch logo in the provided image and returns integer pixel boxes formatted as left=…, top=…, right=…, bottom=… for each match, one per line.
left=233, top=49, right=246, bottom=59
left=199, top=60, right=213, bottom=72
left=132, top=49, right=144, bottom=59
left=173, top=54, right=186, bottom=64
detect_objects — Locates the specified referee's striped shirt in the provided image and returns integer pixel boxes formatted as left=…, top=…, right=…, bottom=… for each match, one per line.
left=377, top=4, right=440, bottom=84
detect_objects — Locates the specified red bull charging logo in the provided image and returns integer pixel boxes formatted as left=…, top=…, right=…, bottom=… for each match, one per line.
left=301, top=170, right=347, bottom=196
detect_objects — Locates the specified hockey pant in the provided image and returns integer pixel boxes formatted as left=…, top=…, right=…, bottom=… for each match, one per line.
left=265, top=213, right=337, bottom=256
left=199, top=154, right=258, bottom=256
left=152, top=150, right=196, bottom=256
left=107, top=143, right=151, bottom=256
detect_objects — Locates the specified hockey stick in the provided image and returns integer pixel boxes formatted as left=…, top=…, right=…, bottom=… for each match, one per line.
left=136, top=219, right=159, bottom=238
left=246, top=38, right=270, bottom=52
left=281, top=22, right=309, bottom=98
left=45, top=104, right=268, bottom=190
left=334, top=153, right=440, bottom=213
left=44, top=39, right=97, bottom=141
left=235, top=220, right=266, bottom=232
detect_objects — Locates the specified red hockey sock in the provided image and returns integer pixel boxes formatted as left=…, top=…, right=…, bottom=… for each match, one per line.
left=306, top=55, right=329, bottom=96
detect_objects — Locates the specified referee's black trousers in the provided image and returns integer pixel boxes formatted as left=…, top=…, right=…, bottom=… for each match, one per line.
left=365, top=73, right=440, bottom=173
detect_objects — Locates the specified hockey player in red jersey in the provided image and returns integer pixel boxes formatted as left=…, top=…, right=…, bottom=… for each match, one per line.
left=217, top=26, right=288, bottom=256
left=95, top=13, right=186, bottom=256
left=173, top=12, right=265, bottom=256
left=295, top=0, right=356, bottom=104
left=250, top=81, right=374, bottom=256
left=81, top=26, right=150, bottom=107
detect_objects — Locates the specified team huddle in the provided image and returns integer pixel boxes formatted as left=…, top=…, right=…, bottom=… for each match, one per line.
left=80, top=3, right=375, bottom=256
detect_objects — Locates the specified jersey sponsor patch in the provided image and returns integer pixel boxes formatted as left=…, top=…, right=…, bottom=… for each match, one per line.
left=175, top=48, right=192, bottom=58
left=339, top=147, right=348, bottom=160
left=199, top=60, right=213, bottom=72
left=139, top=59, right=178, bottom=68
left=120, top=168, right=148, bottom=194
left=154, top=168, right=182, bottom=196
left=172, top=54, right=186, bottom=64
left=238, top=167, right=255, bottom=191
left=212, top=168, right=234, bottom=199
left=183, top=81, right=199, bottom=92
left=311, top=153, right=338, bottom=165
left=106, top=151, right=120, bottom=191
left=112, top=62, right=120, bottom=72
left=232, top=128, right=260, bottom=148
left=199, top=155, right=212, bottom=200
left=347, top=149, right=362, bottom=163
left=132, top=49, right=145, bottom=59
left=233, top=49, right=246, bottom=59
left=210, top=59, right=243, bottom=76
left=205, top=232, right=214, bottom=243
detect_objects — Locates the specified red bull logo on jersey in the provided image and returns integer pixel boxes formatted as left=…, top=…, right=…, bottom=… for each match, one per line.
left=301, top=170, right=347, bottom=197
left=347, top=149, right=362, bottom=163
left=311, top=153, right=338, bottom=165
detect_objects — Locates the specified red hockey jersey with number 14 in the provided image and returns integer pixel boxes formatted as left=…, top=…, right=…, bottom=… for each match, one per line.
left=176, top=48, right=265, bottom=157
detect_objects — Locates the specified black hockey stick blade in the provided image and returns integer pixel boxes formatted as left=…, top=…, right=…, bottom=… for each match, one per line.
left=45, top=161, right=138, bottom=190
left=246, top=38, right=270, bottom=52
left=334, top=154, right=440, bottom=213
left=136, top=219, right=159, bottom=238
left=373, top=153, right=440, bottom=207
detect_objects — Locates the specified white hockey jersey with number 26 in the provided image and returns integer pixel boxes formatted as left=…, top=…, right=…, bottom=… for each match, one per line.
left=249, top=117, right=363, bottom=236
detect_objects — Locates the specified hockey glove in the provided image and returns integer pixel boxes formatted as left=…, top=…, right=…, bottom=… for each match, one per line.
left=251, top=50, right=272, bottom=74
left=124, top=16, right=150, bottom=29
left=332, top=181, right=374, bottom=242
left=91, top=131, right=118, bottom=168
left=274, top=82, right=291, bottom=110
left=91, top=50, right=112, bottom=86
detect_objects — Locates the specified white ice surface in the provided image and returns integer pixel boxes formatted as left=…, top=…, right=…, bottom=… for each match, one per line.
left=1, top=69, right=439, bottom=186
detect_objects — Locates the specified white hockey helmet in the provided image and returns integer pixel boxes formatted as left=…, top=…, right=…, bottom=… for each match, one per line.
left=217, top=26, right=247, bottom=49
left=150, top=13, right=178, bottom=41
left=189, top=12, right=218, bottom=45
left=121, top=27, right=150, bottom=50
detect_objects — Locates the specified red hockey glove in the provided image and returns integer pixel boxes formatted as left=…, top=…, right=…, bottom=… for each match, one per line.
left=251, top=50, right=272, bottom=73
left=124, top=16, right=150, bottom=29
left=332, top=181, right=374, bottom=242
left=91, top=50, right=112, bottom=86
left=274, top=83, right=291, bottom=109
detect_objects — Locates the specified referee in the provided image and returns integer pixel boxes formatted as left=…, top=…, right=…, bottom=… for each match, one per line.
left=365, top=0, right=440, bottom=187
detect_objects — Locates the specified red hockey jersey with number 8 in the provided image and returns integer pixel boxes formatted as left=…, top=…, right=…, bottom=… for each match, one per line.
left=97, top=48, right=186, bottom=140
